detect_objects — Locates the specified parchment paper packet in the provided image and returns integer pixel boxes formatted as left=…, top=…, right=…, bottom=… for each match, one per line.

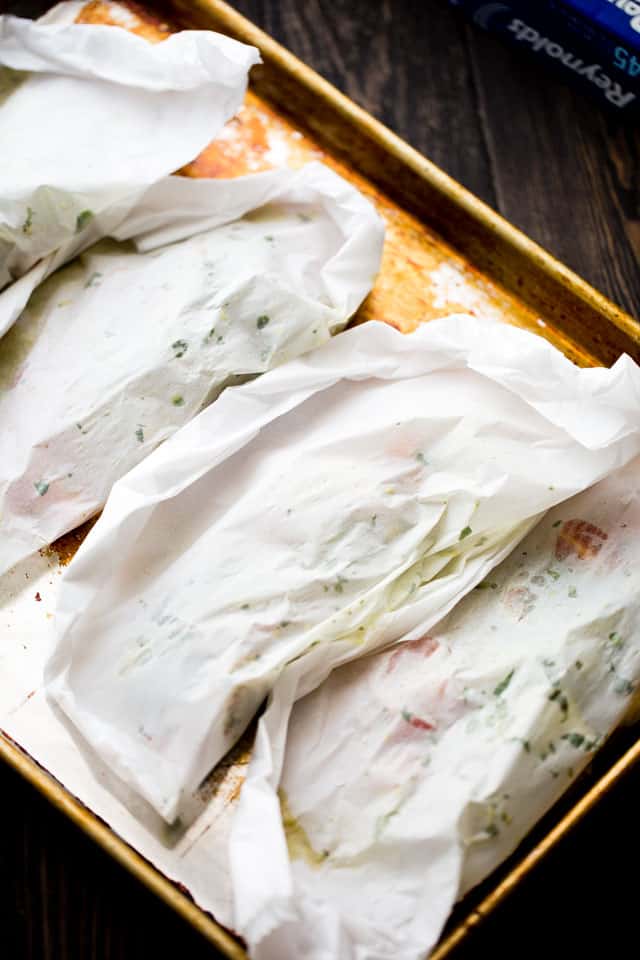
left=0, top=160, right=384, bottom=576
left=229, top=454, right=640, bottom=960
left=0, top=3, right=260, bottom=335
left=46, top=316, right=640, bottom=824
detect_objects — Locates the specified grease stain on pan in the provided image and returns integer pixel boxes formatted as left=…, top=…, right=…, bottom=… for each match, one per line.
left=75, top=1, right=548, bottom=340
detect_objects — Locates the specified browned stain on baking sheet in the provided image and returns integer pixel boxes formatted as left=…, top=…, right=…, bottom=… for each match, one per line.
left=45, top=516, right=99, bottom=566
left=75, top=1, right=559, bottom=344
left=75, top=0, right=173, bottom=40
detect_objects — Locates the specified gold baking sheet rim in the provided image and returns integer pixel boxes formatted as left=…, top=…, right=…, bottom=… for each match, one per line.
left=3, top=728, right=640, bottom=959
left=2, top=1, right=640, bottom=957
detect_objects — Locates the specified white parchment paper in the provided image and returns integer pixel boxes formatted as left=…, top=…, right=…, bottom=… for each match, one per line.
left=231, top=455, right=640, bottom=960
left=0, top=3, right=260, bottom=334
left=45, top=317, right=640, bottom=825
left=1, top=318, right=639, bottom=956
left=0, top=161, right=384, bottom=576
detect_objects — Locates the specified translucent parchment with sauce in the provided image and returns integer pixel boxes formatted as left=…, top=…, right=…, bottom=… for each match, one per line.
left=46, top=317, right=640, bottom=825
left=230, top=454, right=640, bottom=960
left=0, top=161, right=384, bottom=576
left=0, top=3, right=259, bottom=335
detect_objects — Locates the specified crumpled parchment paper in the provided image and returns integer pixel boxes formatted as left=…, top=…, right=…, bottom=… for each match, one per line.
left=0, top=3, right=260, bottom=335
left=229, top=451, right=640, bottom=960
left=0, top=160, right=384, bottom=576
left=46, top=316, right=640, bottom=827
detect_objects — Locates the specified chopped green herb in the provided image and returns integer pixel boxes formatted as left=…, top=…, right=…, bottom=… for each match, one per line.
left=549, top=686, right=569, bottom=719
left=401, top=709, right=413, bottom=723
left=552, top=519, right=562, bottom=528
left=562, top=732, right=585, bottom=748
left=485, top=823, right=499, bottom=838
left=371, top=514, right=377, bottom=526
left=135, top=427, right=144, bottom=443
left=84, top=271, right=102, bottom=288
left=297, top=212, right=312, bottom=223
left=34, top=480, right=49, bottom=497
left=568, top=586, right=577, bottom=598
left=22, top=206, right=34, bottom=235
left=575, top=660, right=583, bottom=670
left=415, top=451, right=427, bottom=464
left=476, top=581, right=498, bottom=591
left=334, top=578, right=346, bottom=594
left=614, top=677, right=634, bottom=696
left=264, top=234, right=274, bottom=242
left=459, top=526, right=473, bottom=540
left=546, top=568, right=561, bottom=581
left=172, top=339, right=188, bottom=358
left=171, top=394, right=185, bottom=407
left=493, top=669, right=514, bottom=697
left=256, top=315, right=270, bottom=329
left=608, top=632, right=623, bottom=648
left=280, top=621, right=290, bottom=628
left=241, top=603, right=250, bottom=610
left=75, top=209, right=94, bottom=232
left=522, top=739, right=531, bottom=753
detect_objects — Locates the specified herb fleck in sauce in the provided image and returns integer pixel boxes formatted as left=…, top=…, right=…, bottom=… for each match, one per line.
left=22, top=207, right=34, bottom=235
left=84, top=271, right=102, bottom=288
left=76, top=209, right=94, bottom=232
left=172, top=339, right=188, bottom=358
left=493, top=669, right=514, bottom=696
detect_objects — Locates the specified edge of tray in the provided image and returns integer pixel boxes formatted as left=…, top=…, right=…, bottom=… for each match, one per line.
left=431, top=733, right=640, bottom=957
left=5, top=718, right=640, bottom=959
left=4, top=2, right=639, bottom=958
left=166, top=0, right=639, bottom=366
left=0, top=732, right=248, bottom=960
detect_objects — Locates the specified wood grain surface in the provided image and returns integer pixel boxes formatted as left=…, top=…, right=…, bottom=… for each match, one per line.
left=1, top=0, right=639, bottom=958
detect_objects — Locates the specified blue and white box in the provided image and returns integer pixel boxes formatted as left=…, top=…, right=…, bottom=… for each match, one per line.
left=450, top=1, right=640, bottom=113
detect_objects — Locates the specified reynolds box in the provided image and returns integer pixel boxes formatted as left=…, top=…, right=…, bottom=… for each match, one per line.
left=450, top=1, right=640, bottom=113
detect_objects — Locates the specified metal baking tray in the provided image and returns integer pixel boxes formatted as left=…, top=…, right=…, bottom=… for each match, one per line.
left=2, top=1, right=639, bottom=957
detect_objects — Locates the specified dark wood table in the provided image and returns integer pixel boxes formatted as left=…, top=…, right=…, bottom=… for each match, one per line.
left=2, top=1, right=639, bottom=957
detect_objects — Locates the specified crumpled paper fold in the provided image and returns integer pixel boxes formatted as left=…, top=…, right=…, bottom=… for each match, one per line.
left=46, top=317, right=640, bottom=829
left=0, top=5, right=260, bottom=335
left=0, top=161, right=384, bottom=576
left=230, top=452, right=640, bottom=960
